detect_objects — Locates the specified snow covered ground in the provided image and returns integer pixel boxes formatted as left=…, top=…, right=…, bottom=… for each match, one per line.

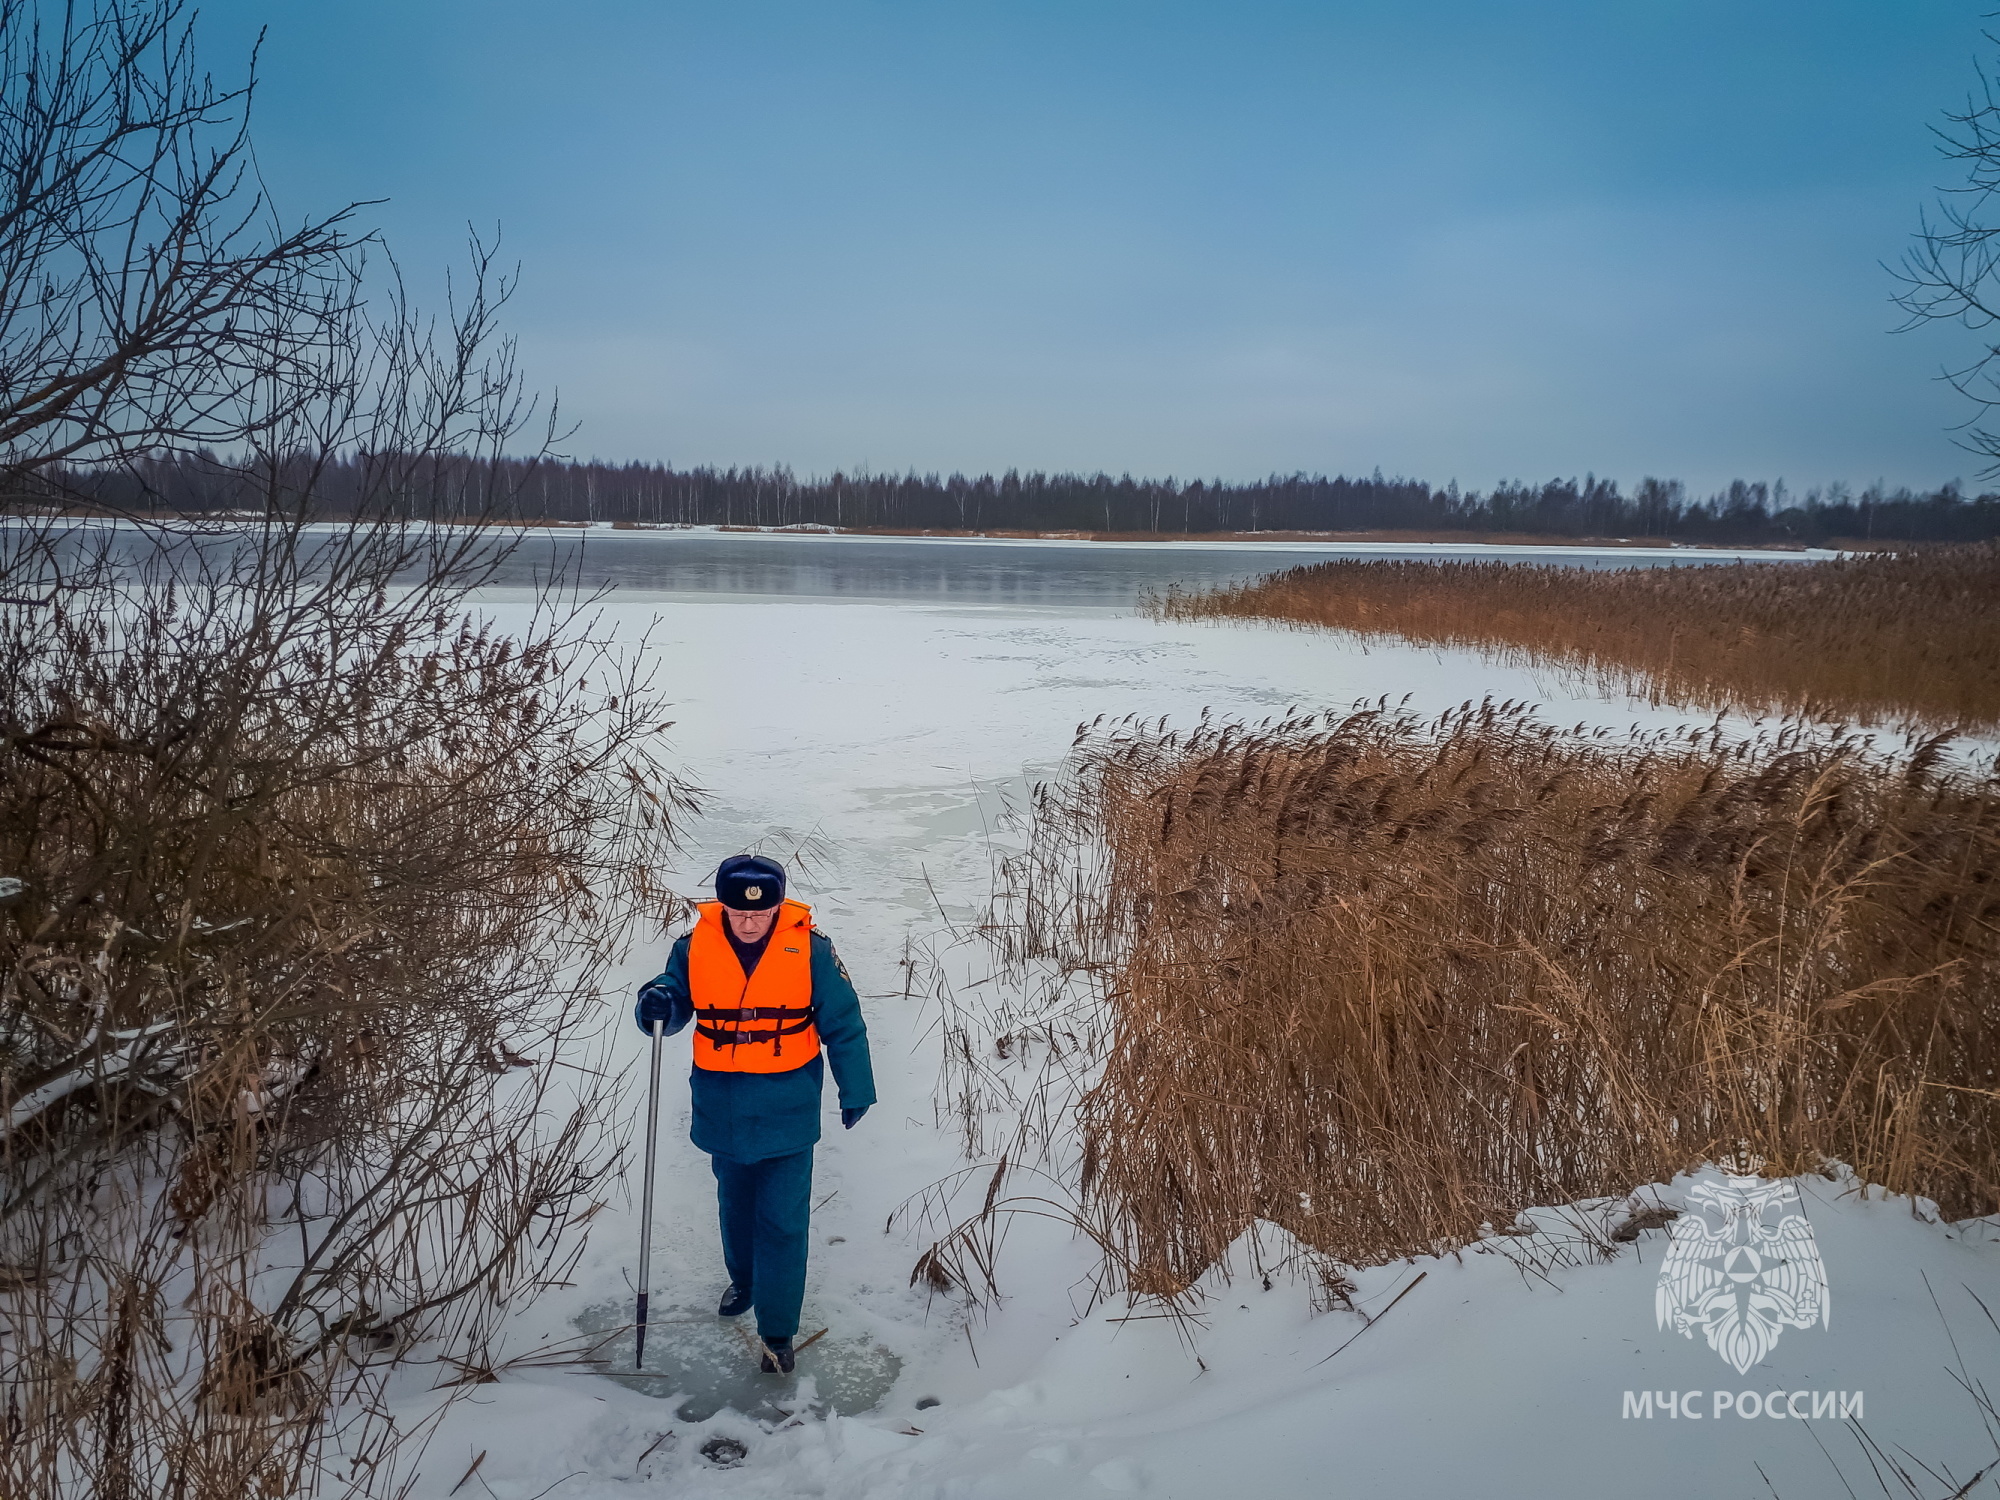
left=397, top=548, right=2000, bottom=1500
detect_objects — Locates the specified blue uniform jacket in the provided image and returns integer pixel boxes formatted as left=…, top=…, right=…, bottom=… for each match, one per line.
left=634, top=928, right=876, bottom=1162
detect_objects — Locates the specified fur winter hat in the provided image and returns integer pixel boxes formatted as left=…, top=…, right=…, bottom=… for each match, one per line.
left=714, top=854, right=786, bottom=911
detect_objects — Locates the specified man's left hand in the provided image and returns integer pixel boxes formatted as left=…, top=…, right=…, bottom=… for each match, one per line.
left=841, top=1106, right=868, bottom=1129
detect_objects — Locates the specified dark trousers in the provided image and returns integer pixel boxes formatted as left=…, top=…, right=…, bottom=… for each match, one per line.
left=711, top=1148, right=813, bottom=1341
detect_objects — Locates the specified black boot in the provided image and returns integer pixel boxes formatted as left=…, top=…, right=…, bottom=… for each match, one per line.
left=717, top=1283, right=752, bottom=1318
left=758, top=1336, right=795, bottom=1374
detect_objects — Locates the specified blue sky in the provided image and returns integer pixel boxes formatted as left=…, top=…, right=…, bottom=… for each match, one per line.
left=206, top=2, right=1985, bottom=492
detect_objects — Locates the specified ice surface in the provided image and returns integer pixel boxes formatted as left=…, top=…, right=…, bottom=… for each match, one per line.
left=470, top=528, right=1811, bottom=606
left=573, top=1299, right=902, bottom=1421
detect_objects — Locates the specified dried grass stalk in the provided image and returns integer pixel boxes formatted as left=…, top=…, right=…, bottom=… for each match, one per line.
left=1148, top=544, right=2000, bottom=731
left=0, top=520, right=695, bottom=1497
left=988, top=702, right=2000, bottom=1294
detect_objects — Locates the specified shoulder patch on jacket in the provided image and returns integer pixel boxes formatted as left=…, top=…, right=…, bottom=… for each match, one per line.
left=811, top=929, right=852, bottom=983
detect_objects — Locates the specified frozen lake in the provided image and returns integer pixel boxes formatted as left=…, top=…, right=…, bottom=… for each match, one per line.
left=423, top=537, right=2000, bottom=1500
left=557, top=538, right=1772, bottom=952
left=485, top=526, right=1816, bottom=607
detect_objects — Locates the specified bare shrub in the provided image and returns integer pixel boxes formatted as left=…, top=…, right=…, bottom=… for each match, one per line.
left=980, top=702, right=2000, bottom=1296
left=0, top=0, right=381, bottom=497
left=0, top=513, right=694, bottom=1495
left=0, top=3, right=698, bottom=1492
left=1148, top=545, right=2000, bottom=732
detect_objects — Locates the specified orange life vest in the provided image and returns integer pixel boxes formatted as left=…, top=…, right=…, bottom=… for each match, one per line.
left=688, top=899, right=819, bottom=1073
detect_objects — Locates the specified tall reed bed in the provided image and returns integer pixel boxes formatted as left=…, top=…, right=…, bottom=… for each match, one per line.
left=984, top=704, right=2000, bottom=1294
left=1149, top=544, right=2000, bottom=731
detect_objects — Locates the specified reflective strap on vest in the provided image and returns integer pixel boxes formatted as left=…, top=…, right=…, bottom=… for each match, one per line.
left=694, top=1007, right=816, bottom=1047
left=696, top=1005, right=813, bottom=1023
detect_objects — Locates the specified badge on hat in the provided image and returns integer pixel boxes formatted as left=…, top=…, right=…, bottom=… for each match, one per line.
left=744, top=885, right=763, bottom=901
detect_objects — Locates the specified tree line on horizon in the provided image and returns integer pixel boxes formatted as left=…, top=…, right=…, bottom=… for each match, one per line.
left=76, top=454, right=2000, bottom=544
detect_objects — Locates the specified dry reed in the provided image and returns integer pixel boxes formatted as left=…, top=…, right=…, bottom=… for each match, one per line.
left=1148, top=544, right=2000, bottom=731
left=981, top=703, right=2000, bottom=1296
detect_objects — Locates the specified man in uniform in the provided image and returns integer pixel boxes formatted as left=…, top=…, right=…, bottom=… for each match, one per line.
left=633, top=854, right=875, bottom=1373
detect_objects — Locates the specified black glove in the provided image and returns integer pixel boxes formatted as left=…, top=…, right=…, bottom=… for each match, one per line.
left=841, top=1106, right=869, bottom=1129
left=634, top=984, right=685, bottom=1036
